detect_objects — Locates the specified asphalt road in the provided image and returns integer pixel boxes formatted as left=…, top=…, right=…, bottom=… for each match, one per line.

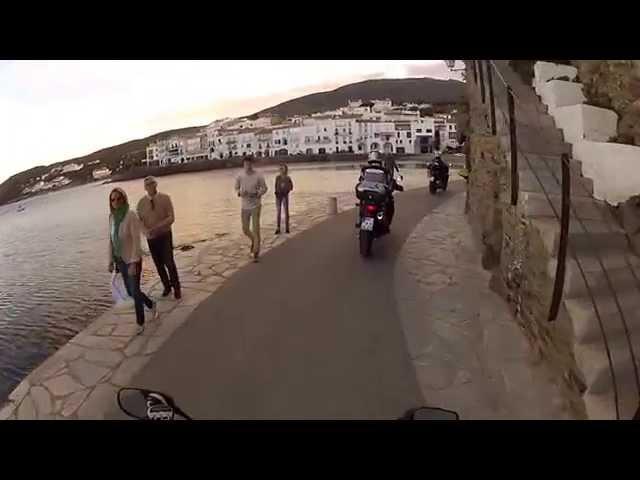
left=109, top=181, right=464, bottom=419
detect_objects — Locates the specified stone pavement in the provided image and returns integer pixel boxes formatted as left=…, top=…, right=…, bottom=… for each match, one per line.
left=394, top=192, right=576, bottom=419
left=0, top=191, right=359, bottom=420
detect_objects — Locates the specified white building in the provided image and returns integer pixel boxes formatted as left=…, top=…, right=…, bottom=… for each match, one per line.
left=62, top=163, right=84, bottom=174
left=145, top=99, right=459, bottom=165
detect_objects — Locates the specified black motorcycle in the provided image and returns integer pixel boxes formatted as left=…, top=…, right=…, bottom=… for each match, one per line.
left=427, top=160, right=450, bottom=195
left=355, top=165, right=403, bottom=258
left=117, top=387, right=459, bottom=420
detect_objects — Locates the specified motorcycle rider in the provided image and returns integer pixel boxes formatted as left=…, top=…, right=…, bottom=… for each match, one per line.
left=428, top=153, right=450, bottom=190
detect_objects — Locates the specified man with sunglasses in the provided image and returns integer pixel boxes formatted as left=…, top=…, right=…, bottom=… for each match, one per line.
left=137, top=176, right=181, bottom=300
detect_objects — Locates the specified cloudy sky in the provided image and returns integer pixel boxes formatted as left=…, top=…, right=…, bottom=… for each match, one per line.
left=0, top=60, right=462, bottom=183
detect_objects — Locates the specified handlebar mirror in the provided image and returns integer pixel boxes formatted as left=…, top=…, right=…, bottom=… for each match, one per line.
left=117, top=388, right=149, bottom=420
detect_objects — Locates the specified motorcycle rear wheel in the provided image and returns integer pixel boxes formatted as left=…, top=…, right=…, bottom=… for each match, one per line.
left=359, top=230, right=373, bottom=257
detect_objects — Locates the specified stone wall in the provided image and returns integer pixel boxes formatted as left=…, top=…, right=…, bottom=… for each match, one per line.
left=497, top=206, right=587, bottom=418
left=467, top=134, right=505, bottom=269
left=572, top=60, right=640, bottom=145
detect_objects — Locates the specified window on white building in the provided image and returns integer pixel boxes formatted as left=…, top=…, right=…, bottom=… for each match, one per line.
left=427, top=128, right=433, bottom=133
left=407, top=132, right=412, bottom=138
left=397, top=132, right=400, bottom=138
left=416, top=129, right=422, bottom=133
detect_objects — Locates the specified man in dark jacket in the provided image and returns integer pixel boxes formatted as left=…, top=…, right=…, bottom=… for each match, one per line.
left=275, top=163, right=294, bottom=234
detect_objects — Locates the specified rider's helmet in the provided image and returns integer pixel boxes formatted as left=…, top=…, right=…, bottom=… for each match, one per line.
left=367, top=150, right=383, bottom=168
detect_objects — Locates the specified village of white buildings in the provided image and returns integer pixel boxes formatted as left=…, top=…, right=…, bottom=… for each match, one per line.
left=143, top=99, right=460, bottom=166
left=20, top=99, right=459, bottom=196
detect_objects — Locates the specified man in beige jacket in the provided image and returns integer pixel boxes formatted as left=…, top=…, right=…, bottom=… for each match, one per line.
left=137, top=176, right=181, bottom=300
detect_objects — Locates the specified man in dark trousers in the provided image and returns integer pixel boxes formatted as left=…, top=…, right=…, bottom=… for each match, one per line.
left=137, top=176, right=181, bottom=300
left=274, top=162, right=293, bottom=234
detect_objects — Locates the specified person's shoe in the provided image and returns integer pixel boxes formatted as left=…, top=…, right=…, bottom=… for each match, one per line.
left=253, top=252, right=259, bottom=263
left=151, top=301, right=159, bottom=320
left=174, top=286, right=182, bottom=300
left=275, top=229, right=281, bottom=235
left=161, top=286, right=172, bottom=297
left=136, top=324, right=145, bottom=336
left=285, top=229, right=290, bottom=234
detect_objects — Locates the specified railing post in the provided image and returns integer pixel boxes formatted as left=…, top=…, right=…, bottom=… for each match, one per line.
left=486, top=60, right=497, bottom=136
left=473, top=60, right=478, bottom=84
left=548, top=153, right=571, bottom=322
left=479, top=60, right=486, bottom=104
left=508, top=87, right=518, bottom=206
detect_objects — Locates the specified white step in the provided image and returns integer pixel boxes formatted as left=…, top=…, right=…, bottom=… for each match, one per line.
left=553, top=104, right=618, bottom=144
left=520, top=191, right=609, bottom=221
left=518, top=169, right=594, bottom=198
left=532, top=217, right=629, bottom=257
left=565, top=288, right=640, bottom=344
left=583, top=382, right=640, bottom=420
left=549, top=254, right=640, bottom=300
left=573, top=331, right=640, bottom=395
left=533, top=62, right=578, bottom=95
left=571, top=140, right=640, bottom=206
left=539, top=80, right=586, bottom=115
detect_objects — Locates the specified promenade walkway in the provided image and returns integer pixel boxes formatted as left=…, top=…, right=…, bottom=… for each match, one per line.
left=108, top=183, right=571, bottom=419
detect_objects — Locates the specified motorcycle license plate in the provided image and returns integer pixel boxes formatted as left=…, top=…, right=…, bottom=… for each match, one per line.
left=361, top=217, right=374, bottom=231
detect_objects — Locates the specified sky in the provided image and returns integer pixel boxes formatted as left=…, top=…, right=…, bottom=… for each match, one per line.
left=0, top=60, right=463, bottom=183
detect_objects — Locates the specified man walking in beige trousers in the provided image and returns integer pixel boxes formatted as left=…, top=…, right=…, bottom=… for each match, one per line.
left=235, top=157, right=268, bottom=262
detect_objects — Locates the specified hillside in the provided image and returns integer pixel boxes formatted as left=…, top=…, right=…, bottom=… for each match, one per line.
left=0, top=125, right=204, bottom=206
left=252, top=77, right=465, bottom=118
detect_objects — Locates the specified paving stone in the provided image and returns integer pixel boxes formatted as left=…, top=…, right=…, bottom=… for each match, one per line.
left=71, top=334, right=129, bottom=350
left=0, top=403, right=16, bottom=421
left=111, top=356, right=152, bottom=386
left=56, top=344, right=88, bottom=362
left=123, top=336, right=148, bottom=357
left=112, top=324, right=141, bottom=337
left=144, top=336, right=167, bottom=355
left=76, top=384, right=119, bottom=420
left=95, top=325, right=116, bottom=336
left=84, top=349, right=125, bottom=368
left=8, top=379, right=30, bottom=404
left=30, top=386, right=53, bottom=416
left=17, top=396, right=37, bottom=420
left=61, top=389, right=91, bottom=417
left=68, top=358, right=111, bottom=387
left=43, top=374, right=85, bottom=397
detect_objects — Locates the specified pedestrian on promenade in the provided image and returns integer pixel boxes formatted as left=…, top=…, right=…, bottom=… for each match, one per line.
left=234, top=156, right=268, bottom=262
left=137, top=176, right=181, bottom=300
left=274, top=162, right=293, bottom=235
left=108, top=187, right=157, bottom=334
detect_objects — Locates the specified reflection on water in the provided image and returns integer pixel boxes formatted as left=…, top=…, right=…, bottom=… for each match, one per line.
left=0, top=162, right=430, bottom=401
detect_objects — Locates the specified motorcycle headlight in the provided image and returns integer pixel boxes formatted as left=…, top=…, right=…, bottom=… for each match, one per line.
left=376, top=211, right=384, bottom=220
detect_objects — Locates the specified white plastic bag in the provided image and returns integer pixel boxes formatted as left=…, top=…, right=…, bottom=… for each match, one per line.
left=111, top=272, right=134, bottom=311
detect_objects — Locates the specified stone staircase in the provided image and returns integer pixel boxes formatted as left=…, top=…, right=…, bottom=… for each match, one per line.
left=489, top=60, right=640, bottom=419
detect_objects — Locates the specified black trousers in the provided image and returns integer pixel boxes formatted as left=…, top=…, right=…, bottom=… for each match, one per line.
left=148, top=231, right=180, bottom=291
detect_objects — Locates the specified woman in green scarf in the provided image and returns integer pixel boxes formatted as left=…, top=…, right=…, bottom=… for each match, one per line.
left=108, top=187, right=157, bottom=334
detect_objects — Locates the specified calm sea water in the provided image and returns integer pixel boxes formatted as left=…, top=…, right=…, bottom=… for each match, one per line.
left=0, top=162, right=431, bottom=401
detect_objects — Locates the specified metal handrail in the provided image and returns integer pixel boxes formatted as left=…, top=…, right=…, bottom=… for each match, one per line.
left=481, top=60, right=640, bottom=418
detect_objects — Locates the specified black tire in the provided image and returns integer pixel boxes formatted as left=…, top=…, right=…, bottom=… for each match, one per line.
left=429, top=182, right=436, bottom=195
left=359, top=229, right=373, bottom=257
